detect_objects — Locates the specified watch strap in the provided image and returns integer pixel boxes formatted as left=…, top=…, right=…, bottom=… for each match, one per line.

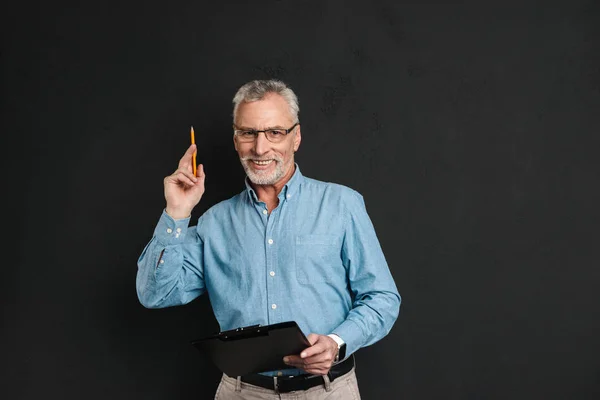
left=328, top=334, right=345, bottom=363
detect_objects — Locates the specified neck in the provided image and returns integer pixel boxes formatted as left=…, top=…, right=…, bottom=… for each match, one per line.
left=251, top=163, right=296, bottom=211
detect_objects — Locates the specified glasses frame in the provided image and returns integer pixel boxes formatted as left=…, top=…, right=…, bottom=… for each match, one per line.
left=233, top=122, right=299, bottom=143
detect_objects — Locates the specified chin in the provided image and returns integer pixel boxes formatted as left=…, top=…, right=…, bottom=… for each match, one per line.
left=247, top=171, right=280, bottom=185
left=243, top=162, right=278, bottom=185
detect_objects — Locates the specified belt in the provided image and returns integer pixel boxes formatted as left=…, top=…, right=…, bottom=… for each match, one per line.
left=239, top=355, right=354, bottom=393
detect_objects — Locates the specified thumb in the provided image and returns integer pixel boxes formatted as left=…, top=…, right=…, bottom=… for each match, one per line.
left=193, top=164, right=206, bottom=187
left=195, top=164, right=205, bottom=181
left=307, top=333, right=320, bottom=346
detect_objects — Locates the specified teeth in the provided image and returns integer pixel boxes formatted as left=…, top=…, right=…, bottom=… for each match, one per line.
left=253, top=160, right=273, bottom=165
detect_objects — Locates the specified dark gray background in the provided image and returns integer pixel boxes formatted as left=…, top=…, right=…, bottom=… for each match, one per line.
left=2, top=0, right=599, bottom=399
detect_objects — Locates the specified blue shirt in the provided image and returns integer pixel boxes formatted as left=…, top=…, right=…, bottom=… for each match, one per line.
left=136, top=165, right=400, bottom=376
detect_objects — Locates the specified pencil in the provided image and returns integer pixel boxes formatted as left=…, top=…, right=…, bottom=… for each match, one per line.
left=190, top=126, right=197, bottom=177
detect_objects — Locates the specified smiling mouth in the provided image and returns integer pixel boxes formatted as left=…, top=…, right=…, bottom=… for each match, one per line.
left=251, top=160, right=274, bottom=165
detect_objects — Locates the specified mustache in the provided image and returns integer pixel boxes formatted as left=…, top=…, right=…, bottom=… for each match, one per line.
left=240, top=156, right=283, bottom=162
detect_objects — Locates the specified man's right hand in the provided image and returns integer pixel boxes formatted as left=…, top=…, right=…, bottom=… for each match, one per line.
left=164, top=144, right=205, bottom=219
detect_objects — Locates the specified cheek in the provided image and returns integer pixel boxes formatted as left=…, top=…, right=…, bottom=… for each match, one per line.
left=236, top=144, right=252, bottom=156
left=282, top=143, right=296, bottom=159
left=279, top=150, right=293, bottom=163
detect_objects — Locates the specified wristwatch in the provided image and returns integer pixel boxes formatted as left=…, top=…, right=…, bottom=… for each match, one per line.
left=328, top=334, right=347, bottom=363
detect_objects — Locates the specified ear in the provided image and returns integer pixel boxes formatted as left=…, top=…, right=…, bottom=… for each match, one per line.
left=293, top=125, right=302, bottom=152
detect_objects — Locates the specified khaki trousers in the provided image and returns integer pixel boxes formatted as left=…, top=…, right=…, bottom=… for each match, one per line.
left=214, top=367, right=361, bottom=400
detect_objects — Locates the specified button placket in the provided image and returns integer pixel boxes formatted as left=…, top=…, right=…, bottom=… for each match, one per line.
left=265, top=205, right=281, bottom=323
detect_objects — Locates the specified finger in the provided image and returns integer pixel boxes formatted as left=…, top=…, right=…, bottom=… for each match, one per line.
left=283, top=358, right=311, bottom=370
left=176, top=169, right=198, bottom=184
left=299, top=333, right=323, bottom=358
left=299, top=353, right=331, bottom=365
left=283, top=360, right=302, bottom=369
left=302, top=362, right=331, bottom=375
left=285, top=358, right=329, bottom=370
left=284, top=355, right=303, bottom=364
left=300, top=341, right=327, bottom=359
left=283, top=354, right=328, bottom=368
left=178, top=144, right=197, bottom=170
left=283, top=355, right=306, bottom=369
left=173, top=171, right=197, bottom=187
left=283, top=357, right=331, bottom=372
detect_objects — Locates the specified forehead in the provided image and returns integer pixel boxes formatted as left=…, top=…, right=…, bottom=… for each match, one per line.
left=235, top=93, right=294, bottom=128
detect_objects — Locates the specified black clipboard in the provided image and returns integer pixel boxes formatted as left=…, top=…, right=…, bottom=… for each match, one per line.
left=190, top=321, right=311, bottom=377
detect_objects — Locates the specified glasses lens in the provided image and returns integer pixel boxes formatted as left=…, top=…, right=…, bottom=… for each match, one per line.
left=237, top=131, right=256, bottom=142
left=265, top=130, right=286, bottom=142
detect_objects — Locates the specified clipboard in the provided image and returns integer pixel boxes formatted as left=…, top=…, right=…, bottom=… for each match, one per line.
left=190, top=321, right=311, bottom=377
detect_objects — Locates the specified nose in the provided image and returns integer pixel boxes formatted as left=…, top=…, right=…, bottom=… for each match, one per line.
left=253, top=132, right=270, bottom=156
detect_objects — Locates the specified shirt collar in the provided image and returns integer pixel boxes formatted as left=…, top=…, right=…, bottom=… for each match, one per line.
left=245, top=163, right=304, bottom=203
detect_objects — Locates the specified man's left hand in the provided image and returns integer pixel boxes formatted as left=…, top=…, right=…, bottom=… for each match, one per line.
left=283, top=334, right=338, bottom=375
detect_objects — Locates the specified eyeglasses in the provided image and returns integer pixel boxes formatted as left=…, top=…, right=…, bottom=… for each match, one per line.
left=233, top=122, right=299, bottom=143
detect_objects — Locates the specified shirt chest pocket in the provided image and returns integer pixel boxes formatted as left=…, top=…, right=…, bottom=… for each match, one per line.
left=295, top=234, right=343, bottom=284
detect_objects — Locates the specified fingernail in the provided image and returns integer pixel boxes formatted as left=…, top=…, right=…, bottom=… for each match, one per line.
left=283, top=357, right=289, bottom=363
left=300, top=352, right=306, bottom=358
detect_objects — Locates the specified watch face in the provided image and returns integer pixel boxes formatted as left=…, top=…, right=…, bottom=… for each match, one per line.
left=338, top=343, right=347, bottom=360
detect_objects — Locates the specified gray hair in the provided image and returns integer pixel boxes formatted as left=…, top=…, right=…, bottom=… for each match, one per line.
left=232, top=79, right=300, bottom=124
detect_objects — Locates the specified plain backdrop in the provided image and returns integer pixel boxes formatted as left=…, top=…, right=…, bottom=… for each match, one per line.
left=2, top=0, right=599, bottom=399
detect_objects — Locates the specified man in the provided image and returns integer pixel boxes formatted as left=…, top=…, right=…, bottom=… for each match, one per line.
left=136, top=79, right=401, bottom=399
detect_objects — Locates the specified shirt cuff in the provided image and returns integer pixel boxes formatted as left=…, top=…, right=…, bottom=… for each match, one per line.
left=327, top=333, right=345, bottom=347
left=153, top=209, right=191, bottom=246
left=331, top=319, right=364, bottom=358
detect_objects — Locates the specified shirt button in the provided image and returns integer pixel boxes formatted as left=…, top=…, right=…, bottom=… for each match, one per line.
left=176, top=227, right=181, bottom=233
left=268, top=239, right=274, bottom=245
left=166, top=228, right=173, bottom=234
left=286, top=194, right=291, bottom=199
left=159, top=259, right=165, bottom=264
left=271, top=304, right=277, bottom=310
left=270, top=271, right=275, bottom=277
left=262, top=209, right=268, bottom=215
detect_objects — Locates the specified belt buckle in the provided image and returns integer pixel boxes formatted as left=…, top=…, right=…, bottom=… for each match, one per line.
left=276, top=374, right=311, bottom=394
left=276, top=376, right=298, bottom=394
left=273, top=376, right=295, bottom=393
left=275, top=375, right=298, bottom=394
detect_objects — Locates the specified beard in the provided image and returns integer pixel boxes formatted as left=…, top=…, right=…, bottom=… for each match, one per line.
left=240, top=155, right=289, bottom=185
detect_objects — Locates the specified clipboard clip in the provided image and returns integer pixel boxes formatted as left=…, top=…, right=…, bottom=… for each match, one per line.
left=219, top=324, right=268, bottom=341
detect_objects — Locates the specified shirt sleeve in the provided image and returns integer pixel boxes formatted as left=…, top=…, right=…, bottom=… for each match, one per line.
left=136, top=209, right=206, bottom=308
left=332, top=190, right=401, bottom=357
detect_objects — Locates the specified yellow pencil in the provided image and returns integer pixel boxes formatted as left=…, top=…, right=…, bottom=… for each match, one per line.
left=190, top=126, right=197, bottom=177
